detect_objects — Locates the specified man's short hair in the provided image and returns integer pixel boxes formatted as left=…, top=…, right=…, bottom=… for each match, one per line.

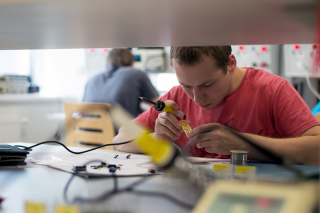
left=108, top=48, right=134, bottom=67
left=170, top=46, right=232, bottom=73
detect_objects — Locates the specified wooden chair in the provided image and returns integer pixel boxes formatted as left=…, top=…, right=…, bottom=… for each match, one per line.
left=316, top=113, right=320, bottom=123
left=64, top=102, right=115, bottom=150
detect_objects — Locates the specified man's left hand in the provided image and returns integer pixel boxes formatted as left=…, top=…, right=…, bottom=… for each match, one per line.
left=188, top=123, right=245, bottom=155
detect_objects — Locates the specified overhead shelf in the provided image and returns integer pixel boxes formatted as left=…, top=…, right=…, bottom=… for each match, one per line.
left=0, top=0, right=318, bottom=49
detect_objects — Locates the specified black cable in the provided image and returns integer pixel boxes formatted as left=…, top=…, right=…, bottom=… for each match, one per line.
left=124, top=175, right=154, bottom=190
left=64, top=160, right=107, bottom=203
left=14, top=131, right=154, bottom=154
left=14, top=140, right=133, bottom=154
left=64, top=170, right=76, bottom=203
left=125, top=190, right=193, bottom=210
left=62, top=159, right=191, bottom=210
left=72, top=186, right=193, bottom=210
left=43, top=163, right=158, bottom=178
left=62, top=160, right=157, bottom=203
left=71, top=174, right=154, bottom=203
left=113, top=174, right=118, bottom=193
left=73, top=188, right=193, bottom=210
left=65, top=169, right=193, bottom=210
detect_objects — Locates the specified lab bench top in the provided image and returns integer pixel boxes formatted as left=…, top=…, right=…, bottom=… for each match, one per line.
left=0, top=142, right=319, bottom=213
left=248, top=162, right=319, bottom=181
left=0, top=94, right=64, bottom=103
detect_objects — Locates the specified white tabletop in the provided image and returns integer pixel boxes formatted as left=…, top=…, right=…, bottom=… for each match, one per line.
left=0, top=142, right=200, bottom=213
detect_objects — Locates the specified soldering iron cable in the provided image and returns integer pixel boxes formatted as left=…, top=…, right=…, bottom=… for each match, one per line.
left=14, top=140, right=133, bottom=154
left=63, top=159, right=193, bottom=210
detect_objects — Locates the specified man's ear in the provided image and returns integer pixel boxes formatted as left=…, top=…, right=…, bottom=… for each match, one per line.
left=228, top=54, right=236, bottom=74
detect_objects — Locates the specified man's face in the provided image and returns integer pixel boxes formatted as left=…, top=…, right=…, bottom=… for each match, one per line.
left=173, top=55, right=231, bottom=110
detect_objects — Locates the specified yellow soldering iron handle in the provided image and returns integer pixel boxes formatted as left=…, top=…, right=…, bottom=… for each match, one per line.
left=155, top=100, right=186, bottom=119
left=163, top=104, right=175, bottom=114
left=161, top=101, right=186, bottom=119
left=137, top=132, right=175, bottom=168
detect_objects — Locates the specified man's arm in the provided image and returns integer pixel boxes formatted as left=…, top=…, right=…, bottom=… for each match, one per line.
left=190, top=124, right=320, bottom=165
left=241, top=125, right=320, bottom=165
left=112, top=121, right=143, bottom=153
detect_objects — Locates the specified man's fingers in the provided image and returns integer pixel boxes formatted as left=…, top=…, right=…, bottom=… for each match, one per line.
left=188, top=132, right=214, bottom=146
left=189, top=123, right=220, bottom=138
left=204, top=147, right=215, bottom=153
left=155, top=123, right=180, bottom=141
left=164, top=100, right=179, bottom=111
left=196, top=140, right=213, bottom=149
left=157, top=117, right=182, bottom=137
left=158, top=112, right=182, bottom=132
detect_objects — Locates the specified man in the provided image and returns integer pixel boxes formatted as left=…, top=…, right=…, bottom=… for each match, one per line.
left=113, top=46, right=320, bottom=165
left=83, top=48, right=159, bottom=117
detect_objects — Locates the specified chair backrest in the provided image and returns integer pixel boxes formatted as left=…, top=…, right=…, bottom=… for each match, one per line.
left=64, top=102, right=115, bottom=150
left=317, top=113, right=320, bottom=123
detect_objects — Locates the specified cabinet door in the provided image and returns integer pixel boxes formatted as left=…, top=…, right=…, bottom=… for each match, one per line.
left=0, top=115, right=21, bottom=143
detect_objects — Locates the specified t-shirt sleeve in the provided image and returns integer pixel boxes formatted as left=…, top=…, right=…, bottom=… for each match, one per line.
left=139, top=72, right=159, bottom=100
left=273, top=80, right=320, bottom=137
left=135, top=89, right=172, bottom=130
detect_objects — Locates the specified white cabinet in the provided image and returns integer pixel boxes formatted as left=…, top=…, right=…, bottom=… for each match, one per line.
left=0, top=94, right=65, bottom=144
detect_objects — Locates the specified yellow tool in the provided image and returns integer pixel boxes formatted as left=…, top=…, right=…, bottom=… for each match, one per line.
left=139, top=97, right=186, bottom=119
left=179, top=120, right=192, bottom=139
left=110, top=105, right=179, bottom=169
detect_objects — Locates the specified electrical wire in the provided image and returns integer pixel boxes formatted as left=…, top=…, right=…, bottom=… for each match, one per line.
left=71, top=175, right=154, bottom=203
left=63, top=160, right=193, bottom=210
left=124, top=190, right=193, bottom=210
left=113, top=174, right=118, bottom=192
left=297, top=61, right=320, bottom=100
left=14, top=140, right=133, bottom=154
left=144, top=54, right=165, bottom=71
left=305, top=74, right=320, bottom=100
left=14, top=130, right=154, bottom=154
left=41, top=163, right=156, bottom=178
left=76, top=184, right=194, bottom=210
left=64, top=160, right=105, bottom=202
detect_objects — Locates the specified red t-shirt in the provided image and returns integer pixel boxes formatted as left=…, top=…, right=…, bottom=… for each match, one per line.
left=135, top=68, right=320, bottom=158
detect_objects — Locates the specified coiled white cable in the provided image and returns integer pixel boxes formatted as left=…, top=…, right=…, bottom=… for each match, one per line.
left=296, top=61, right=320, bottom=100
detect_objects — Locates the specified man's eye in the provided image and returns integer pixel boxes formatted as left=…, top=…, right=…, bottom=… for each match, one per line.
left=182, top=85, right=191, bottom=89
left=204, top=83, right=213, bottom=87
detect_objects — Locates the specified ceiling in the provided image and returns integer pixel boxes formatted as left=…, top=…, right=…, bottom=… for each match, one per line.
left=0, top=0, right=318, bottom=50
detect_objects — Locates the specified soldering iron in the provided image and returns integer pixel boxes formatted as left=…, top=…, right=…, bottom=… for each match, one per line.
left=139, top=97, right=186, bottom=120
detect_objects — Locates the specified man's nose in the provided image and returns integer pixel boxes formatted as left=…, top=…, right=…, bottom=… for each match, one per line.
left=193, top=88, right=205, bottom=104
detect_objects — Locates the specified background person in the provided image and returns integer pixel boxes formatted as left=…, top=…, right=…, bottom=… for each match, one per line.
left=83, top=48, right=159, bottom=117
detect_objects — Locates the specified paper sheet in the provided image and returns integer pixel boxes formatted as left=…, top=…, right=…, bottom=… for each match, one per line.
left=26, top=150, right=230, bottom=176
left=27, top=151, right=154, bottom=176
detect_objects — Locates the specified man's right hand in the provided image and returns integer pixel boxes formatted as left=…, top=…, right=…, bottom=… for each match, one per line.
left=155, top=100, right=184, bottom=141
